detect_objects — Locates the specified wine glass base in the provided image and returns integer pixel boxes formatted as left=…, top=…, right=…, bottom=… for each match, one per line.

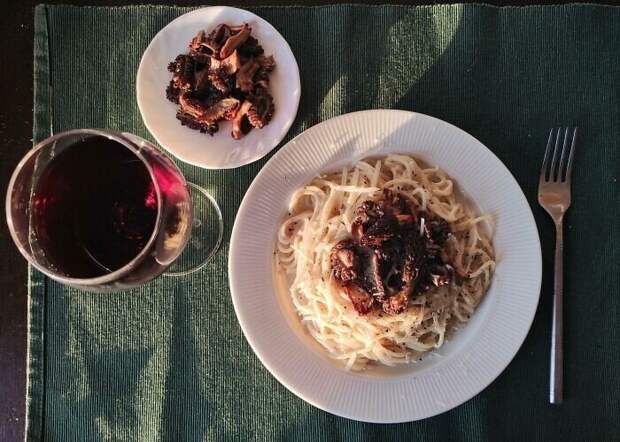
left=164, top=182, right=223, bottom=276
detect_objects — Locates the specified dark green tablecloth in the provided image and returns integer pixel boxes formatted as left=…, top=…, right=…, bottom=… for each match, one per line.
left=28, top=4, right=619, bottom=441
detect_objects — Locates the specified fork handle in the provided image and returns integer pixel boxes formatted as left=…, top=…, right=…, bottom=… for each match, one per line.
left=550, top=221, right=564, bottom=404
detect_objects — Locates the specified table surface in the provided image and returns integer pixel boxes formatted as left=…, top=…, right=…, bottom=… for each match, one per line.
left=0, top=1, right=618, bottom=440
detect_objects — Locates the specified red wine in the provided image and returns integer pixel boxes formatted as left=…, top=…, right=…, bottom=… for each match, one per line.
left=32, top=136, right=158, bottom=278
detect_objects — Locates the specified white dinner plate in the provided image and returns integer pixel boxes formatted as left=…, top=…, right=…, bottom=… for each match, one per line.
left=229, top=110, right=542, bottom=422
left=137, top=7, right=301, bottom=169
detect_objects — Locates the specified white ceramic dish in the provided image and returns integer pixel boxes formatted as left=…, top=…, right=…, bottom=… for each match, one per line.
left=137, top=6, right=301, bottom=169
left=229, top=110, right=542, bottom=422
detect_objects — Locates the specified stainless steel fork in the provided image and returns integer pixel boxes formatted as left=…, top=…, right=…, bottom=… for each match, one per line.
left=538, top=127, right=578, bottom=404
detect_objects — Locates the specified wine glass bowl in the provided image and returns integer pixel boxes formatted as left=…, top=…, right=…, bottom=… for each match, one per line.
left=6, top=129, right=195, bottom=291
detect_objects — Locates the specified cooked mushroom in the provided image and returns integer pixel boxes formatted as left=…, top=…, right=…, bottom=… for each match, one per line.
left=189, top=30, right=207, bottom=53
left=255, top=55, right=276, bottom=71
left=231, top=100, right=253, bottom=139
left=382, top=290, right=409, bottom=315
left=210, top=50, right=242, bottom=75
left=424, top=218, right=451, bottom=245
left=343, top=284, right=374, bottom=315
left=168, top=54, right=194, bottom=91
left=330, top=240, right=358, bottom=282
left=252, top=55, right=276, bottom=90
left=176, top=111, right=219, bottom=135
left=165, top=82, right=180, bottom=103
left=219, top=24, right=251, bottom=59
left=359, top=216, right=396, bottom=248
left=193, top=67, right=211, bottom=94
left=195, top=24, right=232, bottom=55
left=351, top=201, right=380, bottom=238
left=236, top=59, right=260, bottom=93
left=179, top=93, right=239, bottom=124
left=247, top=90, right=274, bottom=129
left=178, top=93, right=205, bottom=119
left=396, top=214, right=414, bottom=224
left=429, top=264, right=453, bottom=287
left=237, top=35, right=264, bottom=58
left=209, top=98, right=240, bottom=122
left=207, top=72, right=229, bottom=94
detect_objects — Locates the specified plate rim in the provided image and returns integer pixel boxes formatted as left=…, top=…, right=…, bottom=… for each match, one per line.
left=229, top=109, right=542, bottom=422
left=136, top=5, right=301, bottom=170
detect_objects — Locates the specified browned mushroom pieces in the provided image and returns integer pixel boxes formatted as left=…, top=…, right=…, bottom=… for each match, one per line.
left=190, top=52, right=211, bottom=65
left=209, top=50, right=242, bottom=76
left=255, top=55, right=276, bottom=71
left=168, top=23, right=275, bottom=139
left=208, top=57, right=221, bottom=71
left=330, top=240, right=358, bottom=282
left=351, top=220, right=365, bottom=239
left=254, top=79, right=270, bottom=90
left=237, top=36, right=264, bottom=58
left=396, top=214, right=414, bottom=224
left=176, top=111, right=219, bottom=135
left=193, top=68, right=211, bottom=93
left=219, top=24, right=251, bottom=59
left=169, top=55, right=194, bottom=91
left=337, top=248, right=356, bottom=268
left=247, top=92, right=274, bottom=129
left=360, top=218, right=396, bottom=248
left=210, top=24, right=229, bottom=42
left=178, top=93, right=205, bottom=119
left=231, top=100, right=253, bottom=139
left=173, top=75, right=191, bottom=92
left=425, top=218, right=451, bottom=245
left=429, top=264, right=453, bottom=287
left=215, top=98, right=241, bottom=121
left=208, top=72, right=229, bottom=94
left=382, top=289, right=409, bottom=315
left=220, top=50, right=242, bottom=75
left=430, top=272, right=450, bottom=287
left=236, top=60, right=260, bottom=93
left=400, top=253, right=417, bottom=283
left=247, top=106, right=272, bottom=129
left=327, top=190, right=463, bottom=316
left=350, top=201, right=380, bottom=240
left=189, top=30, right=206, bottom=52
left=356, top=200, right=382, bottom=221
left=179, top=93, right=239, bottom=125
left=202, top=24, right=231, bottom=54
left=344, top=284, right=374, bottom=315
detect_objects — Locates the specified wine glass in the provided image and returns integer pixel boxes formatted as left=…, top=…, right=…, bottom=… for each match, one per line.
left=5, top=129, right=223, bottom=291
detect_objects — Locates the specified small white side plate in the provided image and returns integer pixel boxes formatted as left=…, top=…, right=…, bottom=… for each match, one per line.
left=137, top=6, right=301, bottom=169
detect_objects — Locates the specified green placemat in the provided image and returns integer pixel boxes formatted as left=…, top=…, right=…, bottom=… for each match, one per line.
left=28, top=4, right=619, bottom=441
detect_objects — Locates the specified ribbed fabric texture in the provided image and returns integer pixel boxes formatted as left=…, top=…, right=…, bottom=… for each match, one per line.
left=29, top=4, right=619, bottom=441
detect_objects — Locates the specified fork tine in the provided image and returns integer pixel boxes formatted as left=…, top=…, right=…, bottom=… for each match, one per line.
left=564, top=127, right=578, bottom=182
left=558, top=128, right=570, bottom=181
left=550, top=128, right=562, bottom=181
left=541, top=128, right=555, bottom=182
